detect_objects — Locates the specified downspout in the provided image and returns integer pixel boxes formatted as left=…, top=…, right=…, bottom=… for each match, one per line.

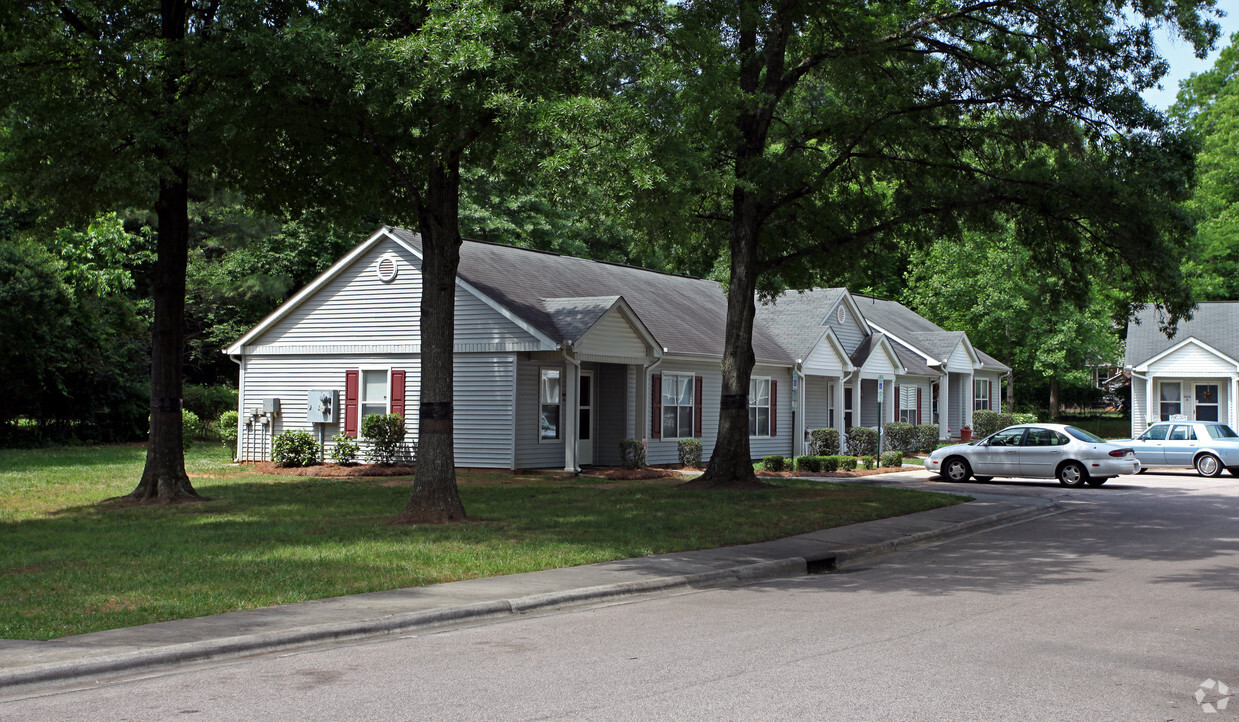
left=229, top=352, right=243, bottom=462
left=640, top=351, right=665, bottom=460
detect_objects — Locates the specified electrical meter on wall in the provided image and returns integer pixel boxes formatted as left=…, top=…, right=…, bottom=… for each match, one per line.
left=307, top=389, right=338, bottom=423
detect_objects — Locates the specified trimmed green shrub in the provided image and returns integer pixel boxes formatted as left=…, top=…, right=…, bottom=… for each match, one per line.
left=619, top=439, right=646, bottom=469
left=860, top=455, right=877, bottom=470
left=1012, top=412, right=1038, bottom=424
left=794, top=456, right=822, bottom=473
left=217, top=410, right=238, bottom=456
left=847, top=426, right=878, bottom=457
left=972, top=410, right=1002, bottom=439
left=678, top=438, right=703, bottom=467
left=762, top=455, right=786, bottom=472
left=361, top=413, right=406, bottom=465
left=819, top=455, right=840, bottom=472
left=331, top=433, right=360, bottom=465
left=808, top=427, right=840, bottom=456
left=272, top=428, right=319, bottom=467
left=879, top=450, right=903, bottom=468
left=837, top=455, right=857, bottom=471
left=914, top=424, right=939, bottom=453
left=883, top=421, right=915, bottom=452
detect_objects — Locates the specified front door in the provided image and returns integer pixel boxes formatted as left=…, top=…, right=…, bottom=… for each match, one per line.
left=1195, top=384, right=1220, bottom=422
left=577, top=371, right=594, bottom=465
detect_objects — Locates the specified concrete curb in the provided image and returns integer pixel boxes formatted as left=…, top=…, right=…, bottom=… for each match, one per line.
left=0, top=500, right=1062, bottom=691
left=808, top=501, right=1065, bottom=570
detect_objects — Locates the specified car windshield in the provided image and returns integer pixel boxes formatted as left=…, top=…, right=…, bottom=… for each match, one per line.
left=1205, top=424, right=1239, bottom=439
left=1064, top=426, right=1105, bottom=443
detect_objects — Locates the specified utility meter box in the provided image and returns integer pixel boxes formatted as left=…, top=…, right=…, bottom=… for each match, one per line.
left=261, top=397, right=281, bottom=415
left=306, top=389, right=338, bottom=423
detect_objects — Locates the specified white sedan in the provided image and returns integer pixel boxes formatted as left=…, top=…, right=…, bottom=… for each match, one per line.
left=925, top=424, right=1140, bottom=487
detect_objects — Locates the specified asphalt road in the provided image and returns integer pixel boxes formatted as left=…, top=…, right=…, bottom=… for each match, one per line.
left=4, top=471, right=1238, bottom=720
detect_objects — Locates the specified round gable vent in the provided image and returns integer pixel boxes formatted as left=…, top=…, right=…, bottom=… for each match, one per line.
left=837, top=305, right=847, bottom=324
left=376, top=254, right=399, bottom=283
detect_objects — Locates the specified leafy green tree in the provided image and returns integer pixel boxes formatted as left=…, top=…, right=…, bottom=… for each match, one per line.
left=1173, top=32, right=1239, bottom=300
left=644, top=1, right=1213, bottom=486
left=0, top=1, right=299, bottom=500
left=903, top=228, right=1122, bottom=419
left=239, top=1, right=651, bottom=522
left=0, top=209, right=149, bottom=442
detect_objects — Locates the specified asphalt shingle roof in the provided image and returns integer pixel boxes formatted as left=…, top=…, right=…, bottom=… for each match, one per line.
left=754, top=288, right=848, bottom=360
left=390, top=228, right=795, bottom=362
left=853, top=294, right=1010, bottom=372
left=1126, top=302, right=1239, bottom=367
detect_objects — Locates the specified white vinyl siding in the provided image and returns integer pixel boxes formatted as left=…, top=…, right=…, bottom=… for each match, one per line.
left=516, top=359, right=565, bottom=468
left=645, top=361, right=716, bottom=465
left=1131, top=375, right=1148, bottom=436
left=239, top=353, right=515, bottom=467
left=826, top=301, right=867, bottom=355
left=804, top=375, right=833, bottom=431
left=250, top=238, right=539, bottom=351
left=946, top=342, right=974, bottom=372
left=576, top=310, right=650, bottom=359
left=1147, top=344, right=1237, bottom=376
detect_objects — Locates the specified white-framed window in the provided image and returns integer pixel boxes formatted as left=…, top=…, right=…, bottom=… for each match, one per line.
left=749, top=377, right=771, bottom=437
left=974, top=380, right=990, bottom=411
left=1160, top=381, right=1182, bottom=421
left=899, top=386, right=917, bottom=424
left=661, top=373, right=695, bottom=439
left=539, top=368, right=561, bottom=440
left=361, top=369, right=389, bottom=420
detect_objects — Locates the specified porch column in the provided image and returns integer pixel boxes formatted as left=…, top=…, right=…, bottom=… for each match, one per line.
left=793, top=371, right=806, bottom=458
left=563, top=357, right=579, bottom=472
left=1231, top=375, right=1238, bottom=428
left=833, top=377, right=846, bottom=450
left=939, top=373, right=950, bottom=440
left=964, top=372, right=974, bottom=430
left=1146, top=375, right=1157, bottom=428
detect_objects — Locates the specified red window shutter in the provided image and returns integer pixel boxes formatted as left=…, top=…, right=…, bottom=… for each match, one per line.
left=650, top=373, right=662, bottom=437
left=390, top=369, right=406, bottom=418
left=344, top=370, right=359, bottom=438
left=694, top=376, right=704, bottom=437
left=988, top=380, right=994, bottom=411
left=894, top=384, right=900, bottom=417
left=916, top=387, right=923, bottom=425
left=770, top=379, right=778, bottom=436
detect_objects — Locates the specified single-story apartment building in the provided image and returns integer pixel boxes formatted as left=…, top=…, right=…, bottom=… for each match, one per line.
left=226, top=227, right=1010, bottom=469
left=1126, top=302, right=1239, bottom=436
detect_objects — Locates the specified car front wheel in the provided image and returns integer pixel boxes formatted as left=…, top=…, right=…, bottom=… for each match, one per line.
left=1058, top=461, right=1089, bottom=488
left=944, top=457, right=972, bottom=482
left=1195, top=454, right=1224, bottom=478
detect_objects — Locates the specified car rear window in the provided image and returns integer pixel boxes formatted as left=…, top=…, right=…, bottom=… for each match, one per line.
left=1065, top=426, right=1105, bottom=443
left=1205, top=424, right=1239, bottom=439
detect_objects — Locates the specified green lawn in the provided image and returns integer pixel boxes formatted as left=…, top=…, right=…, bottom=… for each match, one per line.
left=0, top=444, right=964, bottom=640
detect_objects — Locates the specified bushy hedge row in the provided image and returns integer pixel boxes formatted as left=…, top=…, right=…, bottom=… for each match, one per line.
left=847, top=426, right=879, bottom=457
left=807, top=428, right=840, bottom=455
left=678, top=438, right=703, bottom=467
left=972, top=411, right=1038, bottom=439
left=619, top=439, right=646, bottom=469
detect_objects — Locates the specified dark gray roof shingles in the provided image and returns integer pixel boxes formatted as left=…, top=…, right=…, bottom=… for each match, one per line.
left=1126, top=302, right=1239, bottom=366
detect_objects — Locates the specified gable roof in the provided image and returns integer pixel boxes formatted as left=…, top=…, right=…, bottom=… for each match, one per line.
left=389, top=228, right=795, bottom=363
left=1126, top=302, right=1239, bottom=368
left=754, top=287, right=861, bottom=361
left=854, top=294, right=1010, bottom=373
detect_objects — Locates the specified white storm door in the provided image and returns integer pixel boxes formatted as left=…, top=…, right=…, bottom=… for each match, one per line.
left=577, top=371, right=594, bottom=465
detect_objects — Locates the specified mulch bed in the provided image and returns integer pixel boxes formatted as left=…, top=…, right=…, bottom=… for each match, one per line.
left=757, top=466, right=908, bottom=478
left=242, top=461, right=417, bottom=477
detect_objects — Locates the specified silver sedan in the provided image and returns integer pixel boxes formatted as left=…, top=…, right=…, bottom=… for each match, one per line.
left=925, top=424, right=1140, bottom=487
left=1112, top=421, right=1239, bottom=477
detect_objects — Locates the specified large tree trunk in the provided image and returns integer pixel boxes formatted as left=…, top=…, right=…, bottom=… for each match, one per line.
left=398, top=156, right=468, bottom=523
left=1049, top=377, right=1060, bottom=420
left=686, top=3, right=771, bottom=489
left=129, top=0, right=201, bottom=504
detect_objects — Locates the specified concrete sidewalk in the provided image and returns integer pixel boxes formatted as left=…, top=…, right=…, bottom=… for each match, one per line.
left=0, top=472, right=1063, bottom=692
